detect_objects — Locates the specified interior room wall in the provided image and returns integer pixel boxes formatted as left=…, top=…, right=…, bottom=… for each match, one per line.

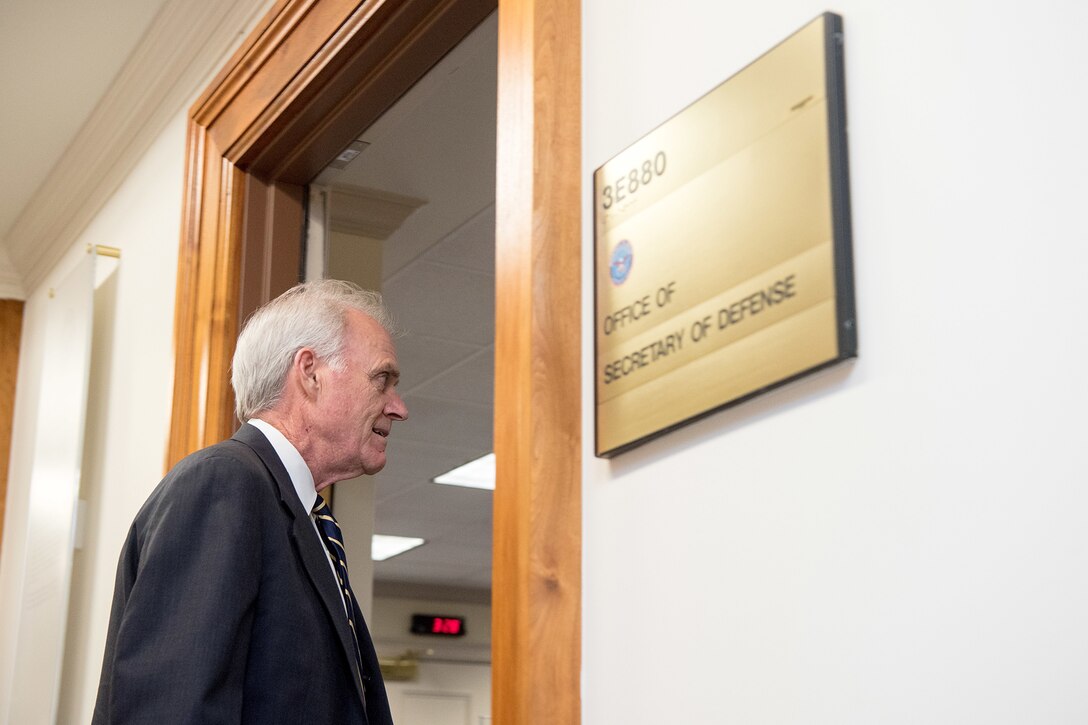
left=385, top=660, right=491, bottom=725
left=333, top=476, right=378, bottom=621
left=582, top=2, right=1088, bottom=723
left=330, top=230, right=384, bottom=292
left=0, top=111, right=185, bottom=724
left=371, top=595, right=491, bottom=662
left=371, top=595, right=491, bottom=724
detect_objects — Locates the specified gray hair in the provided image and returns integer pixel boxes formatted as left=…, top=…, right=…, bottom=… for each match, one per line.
left=231, top=279, right=396, bottom=422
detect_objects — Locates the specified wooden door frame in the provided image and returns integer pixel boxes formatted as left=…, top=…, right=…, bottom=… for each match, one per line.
left=167, top=0, right=581, bottom=722
left=0, top=300, right=25, bottom=550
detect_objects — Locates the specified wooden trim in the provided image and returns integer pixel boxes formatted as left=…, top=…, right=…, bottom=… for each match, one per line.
left=239, top=177, right=306, bottom=325
left=0, top=300, right=25, bottom=550
left=251, top=0, right=497, bottom=181
left=168, top=125, right=247, bottom=465
left=492, top=0, right=581, bottom=722
left=170, top=0, right=582, bottom=721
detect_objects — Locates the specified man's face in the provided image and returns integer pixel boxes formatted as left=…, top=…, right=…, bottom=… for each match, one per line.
left=312, top=309, right=408, bottom=478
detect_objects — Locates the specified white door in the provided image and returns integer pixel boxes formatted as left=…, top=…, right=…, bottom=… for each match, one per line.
left=401, top=692, right=470, bottom=725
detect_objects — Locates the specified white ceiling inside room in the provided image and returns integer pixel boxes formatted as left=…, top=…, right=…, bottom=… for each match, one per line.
left=0, top=0, right=169, bottom=235
left=315, top=12, right=499, bottom=594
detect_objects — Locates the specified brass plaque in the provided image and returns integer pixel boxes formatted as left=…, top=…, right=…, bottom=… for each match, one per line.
left=593, top=13, right=857, bottom=457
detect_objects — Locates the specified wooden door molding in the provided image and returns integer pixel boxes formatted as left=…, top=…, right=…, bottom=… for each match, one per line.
left=492, top=0, right=581, bottom=722
left=169, top=0, right=581, bottom=722
left=0, top=299, right=25, bottom=549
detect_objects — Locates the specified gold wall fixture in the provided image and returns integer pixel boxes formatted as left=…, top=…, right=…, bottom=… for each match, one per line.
left=378, top=651, right=420, bottom=681
left=86, top=244, right=121, bottom=259
left=593, top=12, right=857, bottom=457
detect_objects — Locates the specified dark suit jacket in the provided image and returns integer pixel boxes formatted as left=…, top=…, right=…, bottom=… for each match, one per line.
left=92, top=424, right=393, bottom=724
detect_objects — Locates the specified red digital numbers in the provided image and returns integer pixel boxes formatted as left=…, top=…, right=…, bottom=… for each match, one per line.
left=412, top=613, right=465, bottom=636
left=431, top=617, right=462, bottom=635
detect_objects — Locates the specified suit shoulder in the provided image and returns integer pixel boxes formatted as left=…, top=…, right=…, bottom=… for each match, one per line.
left=170, top=437, right=265, bottom=476
left=142, top=439, right=276, bottom=516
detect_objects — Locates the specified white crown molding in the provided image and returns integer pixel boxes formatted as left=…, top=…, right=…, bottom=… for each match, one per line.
left=4, top=0, right=274, bottom=295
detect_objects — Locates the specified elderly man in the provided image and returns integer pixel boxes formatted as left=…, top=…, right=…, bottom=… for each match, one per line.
left=93, top=280, right=407, bottom=725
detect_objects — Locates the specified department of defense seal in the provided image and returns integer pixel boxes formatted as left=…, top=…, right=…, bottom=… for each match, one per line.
left=609, top=240, right=633, bottom=285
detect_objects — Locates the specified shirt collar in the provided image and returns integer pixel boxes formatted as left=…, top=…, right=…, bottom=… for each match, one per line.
left=247, top=418, right=317, bottom=513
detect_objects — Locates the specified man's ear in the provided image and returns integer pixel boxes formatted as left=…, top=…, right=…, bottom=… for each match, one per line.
left=293, top=347, right=320, bottom=398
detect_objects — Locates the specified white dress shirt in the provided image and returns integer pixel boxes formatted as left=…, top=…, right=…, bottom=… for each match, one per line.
left=247, top=418, right=348, bottom=614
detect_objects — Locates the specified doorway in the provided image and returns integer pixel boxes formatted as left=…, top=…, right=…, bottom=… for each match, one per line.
left=171, top=1, right=581, bottom=721
left=313, top=13, right=497, bottom=723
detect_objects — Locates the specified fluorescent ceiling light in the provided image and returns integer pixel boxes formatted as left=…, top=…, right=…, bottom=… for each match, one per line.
left=433, top=452, right=495, bottom=490
left=372, top=534, right=425, bottom=561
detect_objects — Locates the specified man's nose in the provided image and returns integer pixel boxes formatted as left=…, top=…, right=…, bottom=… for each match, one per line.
left=387, top=391, right=408, bottom=421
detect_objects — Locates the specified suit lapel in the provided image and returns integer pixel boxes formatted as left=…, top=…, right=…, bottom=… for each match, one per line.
left=350, top=592, right=393, bottom=723
left=231, top=424, right=369, bottom=710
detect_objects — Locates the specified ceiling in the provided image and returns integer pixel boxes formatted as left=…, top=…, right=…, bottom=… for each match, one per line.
left=0, top=0, right=272, bottom=297
left=315, top=13, right=498, bottom=594
left=0, top=0, right=168, bottom=239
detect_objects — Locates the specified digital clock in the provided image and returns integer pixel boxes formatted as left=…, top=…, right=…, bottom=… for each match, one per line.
left=410, top=614, right=466, bottom=637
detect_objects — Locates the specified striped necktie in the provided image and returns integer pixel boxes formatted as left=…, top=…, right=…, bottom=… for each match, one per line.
left=311, top=497, right=364, bottom=677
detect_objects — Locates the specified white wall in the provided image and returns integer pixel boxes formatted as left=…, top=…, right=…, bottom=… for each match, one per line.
left=372, top=595, right=491, bottom=725
left=582, top=2, right=1088, bottom=723
left=0, top=111, right=185, bottom=724
left=385, top=661, right=491, bottom=725
left=372, top=595, right=491, bottom=663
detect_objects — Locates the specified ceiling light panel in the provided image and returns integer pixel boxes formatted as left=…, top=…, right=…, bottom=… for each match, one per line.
left=433, top=452, right=495, bottom=490
left=372, top=534, right=425, bottom=561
